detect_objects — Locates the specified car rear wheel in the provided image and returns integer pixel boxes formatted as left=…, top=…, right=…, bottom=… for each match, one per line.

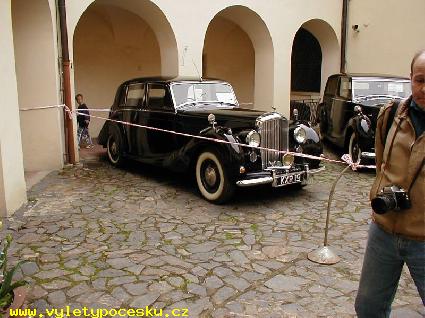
left=107, top=129, right=123, bottom=167
left=349, top=132, right=362, bottom=165
left=195, top=149, right=234, bottom=204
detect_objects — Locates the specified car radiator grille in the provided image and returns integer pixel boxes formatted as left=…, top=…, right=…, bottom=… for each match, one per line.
left=257, top=113, right=289, bottom=169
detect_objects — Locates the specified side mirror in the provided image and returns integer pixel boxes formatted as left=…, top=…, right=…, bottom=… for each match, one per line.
left=208, top=113, right=217, bottom=129
left=354, top=105, right=362, bottom=113
left=293, top=109, right=299, bottom=121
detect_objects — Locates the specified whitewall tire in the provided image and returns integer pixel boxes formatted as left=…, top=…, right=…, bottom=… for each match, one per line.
left=349, top=132, right=361, bottom=165
left=195, top=149, right=234, bottom=204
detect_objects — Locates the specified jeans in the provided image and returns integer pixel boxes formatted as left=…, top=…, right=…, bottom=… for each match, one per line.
left=77, top=126, right=92, bottom=146
left=355, top=222, right=425, bottom=318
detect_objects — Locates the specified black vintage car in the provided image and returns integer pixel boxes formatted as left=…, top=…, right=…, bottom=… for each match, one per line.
left=319, top=74, right=411, bottom=164
left=98, top=77, right=324, bottom=203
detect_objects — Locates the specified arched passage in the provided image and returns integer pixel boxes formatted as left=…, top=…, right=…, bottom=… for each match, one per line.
left=291, top=28, right=322, bottom=94
left=203, top=6, right=274, bottom=110
left=291, top=19, right=340, bottom=99
left=12, top=0, right=63, bottom=172
left=73, top=0, right=178, bottom=136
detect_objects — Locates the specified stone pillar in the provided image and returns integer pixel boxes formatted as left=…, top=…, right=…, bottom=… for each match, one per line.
left=0, top=0, right=27, bottom=217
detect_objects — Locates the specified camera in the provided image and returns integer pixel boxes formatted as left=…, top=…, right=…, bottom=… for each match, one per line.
left=371, top=185, right=411, bottom=214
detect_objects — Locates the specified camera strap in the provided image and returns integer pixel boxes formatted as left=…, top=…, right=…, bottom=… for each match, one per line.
left=383, top=117, right=403, bottom=172
left=384, top=100, right=400, bottom=144
left=408, top=158, right=424, bottom=192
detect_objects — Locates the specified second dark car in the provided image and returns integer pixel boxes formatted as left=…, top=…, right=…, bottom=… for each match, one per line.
left=319, top=74, right=411, bottom=164
left=98, top=77, right=324, bottom=203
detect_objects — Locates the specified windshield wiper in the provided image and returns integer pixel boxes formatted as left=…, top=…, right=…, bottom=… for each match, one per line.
left=175, top=101, right=198, bottom=109
left=177, top=100, right=236, bottom=109
left=367, top=94, right=401, bottom=99
left=355, top=94, right=402, bottom=101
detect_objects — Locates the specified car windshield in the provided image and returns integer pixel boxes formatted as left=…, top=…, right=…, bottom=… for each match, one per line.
left=172, top=82, right=239, bottom=109
left=352, top=78, right=411, bottom=99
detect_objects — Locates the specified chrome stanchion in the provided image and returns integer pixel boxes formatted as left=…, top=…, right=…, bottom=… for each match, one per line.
left=308, top=165, right=351, bottom=264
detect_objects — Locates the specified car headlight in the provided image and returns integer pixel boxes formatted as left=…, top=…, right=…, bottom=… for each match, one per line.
left=294, top=127, right=307, bottom=144
left=246, top=130, right=261, bottom=147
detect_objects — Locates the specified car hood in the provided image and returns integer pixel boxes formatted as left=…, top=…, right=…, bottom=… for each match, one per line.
left=177, top=106, right=273, bottom=129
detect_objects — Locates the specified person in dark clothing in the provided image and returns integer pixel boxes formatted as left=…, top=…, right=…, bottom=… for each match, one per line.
left=76, top=94, right=93, bottom=148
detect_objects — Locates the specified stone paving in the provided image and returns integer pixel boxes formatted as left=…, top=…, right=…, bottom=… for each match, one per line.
left=2, top=156, right=424, bottom=317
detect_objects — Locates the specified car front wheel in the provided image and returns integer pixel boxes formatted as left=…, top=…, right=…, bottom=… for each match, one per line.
left=195, top=149, right=234, bottom=204
left=349, top=132, right=362, bottom=165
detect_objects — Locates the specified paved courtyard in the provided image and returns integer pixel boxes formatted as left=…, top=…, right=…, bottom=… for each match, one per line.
left=3, top=155, right=424, bottom=317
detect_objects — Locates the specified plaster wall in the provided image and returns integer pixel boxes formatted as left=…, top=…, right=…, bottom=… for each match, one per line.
left=346, top=0, right=425, bottom=77
left=0, top=0, right=27, bottom=216
left=12, top=0, right=64, bottom=172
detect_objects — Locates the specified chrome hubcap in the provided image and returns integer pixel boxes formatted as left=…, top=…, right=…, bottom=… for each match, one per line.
left=352, top=142, right=360, bottom=161
left=111, top=142, right=117, bottom=155
left=204, top=166, right=217, bottom=187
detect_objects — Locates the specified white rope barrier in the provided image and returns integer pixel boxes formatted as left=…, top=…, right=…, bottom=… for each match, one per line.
left=14, top=103, right=377, bottom=171
left=59, top=105, right=376, bottom=171
left=19, top=104, right=66, bottom=111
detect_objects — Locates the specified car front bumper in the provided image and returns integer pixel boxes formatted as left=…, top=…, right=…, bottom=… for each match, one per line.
left=361, top=152, right=376, bottom=160
left=236, top=165, right=325, bottom=187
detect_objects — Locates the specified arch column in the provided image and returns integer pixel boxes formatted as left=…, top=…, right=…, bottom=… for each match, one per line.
left=0, top=0, right=27, bottom=216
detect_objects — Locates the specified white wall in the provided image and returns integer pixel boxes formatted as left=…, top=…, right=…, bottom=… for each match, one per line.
left=0, top=0, right=27, bottom=216
left=347, top=0, right=425, bottom=77
left=12, top=0, right=64, bottom=172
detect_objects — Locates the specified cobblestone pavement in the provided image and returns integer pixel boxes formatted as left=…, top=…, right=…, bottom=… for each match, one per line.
left=3, top=157, right=424, bottom=318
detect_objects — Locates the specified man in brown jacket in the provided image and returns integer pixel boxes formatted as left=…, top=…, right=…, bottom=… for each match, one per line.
left=355, top=50, right=425, bottom=317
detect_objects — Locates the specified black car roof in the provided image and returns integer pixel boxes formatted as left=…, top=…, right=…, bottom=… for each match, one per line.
left=122, top=76, right=226, bottom=85
left=330, top=73, right=410, bottom=81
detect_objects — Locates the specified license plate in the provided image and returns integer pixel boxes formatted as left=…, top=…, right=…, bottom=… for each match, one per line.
left=273, top=173, right=303, bottom=187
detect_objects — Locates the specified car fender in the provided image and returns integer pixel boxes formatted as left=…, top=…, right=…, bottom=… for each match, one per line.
left=349, top=114, right=372, bottom=138
left=178, top=127, right=245, bottom=177
left=99, top=120, right=129, bottom=153
left=345, top=115, right=372, bottom=148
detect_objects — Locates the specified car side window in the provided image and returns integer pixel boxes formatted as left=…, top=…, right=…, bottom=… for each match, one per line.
left=339, top=77, right=352, bottom=99
left=126, top=83, right=145, bottom=107
left=147, top=83, right=173, bottom=111
left=325, top=77, right=339, bottom=95
left=118, top=86, right=128, bottom=107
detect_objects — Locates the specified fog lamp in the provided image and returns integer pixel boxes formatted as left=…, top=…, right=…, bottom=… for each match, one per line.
left=282, top=154, right=295, bottom=167
left=249, top=151, right=258, bottom=163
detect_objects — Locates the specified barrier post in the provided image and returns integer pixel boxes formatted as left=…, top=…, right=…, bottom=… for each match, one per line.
left=308, top=165, right=351, bottom=264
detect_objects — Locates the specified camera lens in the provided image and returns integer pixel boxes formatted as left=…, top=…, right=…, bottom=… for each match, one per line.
left=371, top=195, right=397, bottom=214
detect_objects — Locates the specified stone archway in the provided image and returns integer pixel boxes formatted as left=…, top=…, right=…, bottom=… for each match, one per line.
left=203, top=5, right=274, bottom=110
left=291, top=19, right=340, bottom=99
left=73, top=0, right=179, bottom=137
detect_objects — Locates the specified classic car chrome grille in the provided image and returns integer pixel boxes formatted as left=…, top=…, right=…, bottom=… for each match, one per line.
left=257, top=113, right=289, bottom=169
